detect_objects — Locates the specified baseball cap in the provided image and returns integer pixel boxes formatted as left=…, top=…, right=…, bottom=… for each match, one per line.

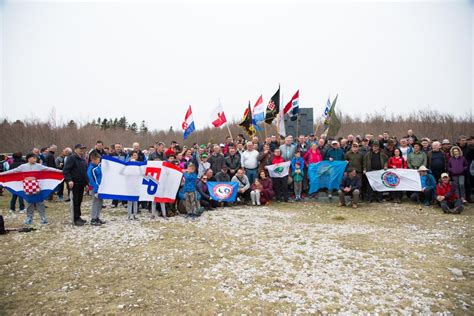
left=331, top=140, right=338, bottom=145
left=441, top=139, right=450, bottom=145
left=441, top=173, right=449, bottom=178
left=201, top=153, right=208, bottom=158
left=74, top=144, right=86, bottom=149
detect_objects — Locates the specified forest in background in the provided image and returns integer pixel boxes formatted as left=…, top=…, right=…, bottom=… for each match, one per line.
left=0, top=109, right=472, bottom=153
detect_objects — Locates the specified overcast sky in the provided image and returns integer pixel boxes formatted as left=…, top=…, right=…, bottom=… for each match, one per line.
left=1, top=0, right=472, bottom=131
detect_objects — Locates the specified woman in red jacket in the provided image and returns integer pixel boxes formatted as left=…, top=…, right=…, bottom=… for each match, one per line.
left=270, top=149, right=289, bottom=202
left=387, top=148, right=407, bottom=204
left=303, top=143, right=323, bottom=165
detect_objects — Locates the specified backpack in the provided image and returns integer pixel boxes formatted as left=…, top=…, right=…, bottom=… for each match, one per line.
left=0, top=215, right=6, bottom=235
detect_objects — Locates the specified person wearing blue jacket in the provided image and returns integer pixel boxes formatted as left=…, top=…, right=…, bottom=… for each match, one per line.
left=87, top=151, right=105, bottom=225
left=410, top=165, right=436, bottom=206
left=324, top=141, right=345, bottom=161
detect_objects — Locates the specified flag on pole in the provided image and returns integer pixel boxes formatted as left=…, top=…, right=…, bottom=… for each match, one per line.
left=283, top=90, right=299, bottom=121
left=265, top=86, right=280, bottom=124
left=182, top=105, right=195, bottom=139
left=323, top=94, right=341, bottom=137
left=252, top=95, right=265, bottom=123
left=322, top=96, right=331, bottom=127
left=239, top=102, right=256, bottom=137
left=277, top=107, right=286, bottom=137
left=211, top=103, right=227, bottom=128
left=366, top=169, right=422, bottom=192
left=265, top=161, right=291, bottom=178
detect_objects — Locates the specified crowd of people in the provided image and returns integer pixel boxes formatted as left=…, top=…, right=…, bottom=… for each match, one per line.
left=1, top=129, right=473, bottom=225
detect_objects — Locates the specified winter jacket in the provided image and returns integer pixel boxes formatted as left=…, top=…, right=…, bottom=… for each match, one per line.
left=291, top=168, right=304, bottom=182
left=9, top=157, right=25, bottom=170
left=271, top=155, right=285, bottom=165
left=196, top=180, right=211, bottom=200
left=63, top=153, right=88, bottom=184
left=290, top=156, right=305, bottom=172
left=448, top=156, right=468, bottom=176
left=345, top=151, right=364, bottom=173
left=208, top=153, right=225, bottom=175
left=324, top=148, right=345, bottom=161
left=436, top=181, right=459, bottom=202
left=363, top=150, right=388, bottom=172
left=231, top=174, right=250, bottom=191
left=225, top=154, right=241, bottom=172
left=257, top=151, right=273, bottom=170
left=407, top=151, right=427, bottom=169
left=87, top=163, right=102, bottom=193
left=279, top=144, right=297, bottom=161
left=303, top=149, right=323, bottom=165
left=183, top=172, right=198, bottom=193
left=420, top=173, right=436, bottom=191
left=339, top=175, right=361, bottom=191
left=388, top=156, right=407, bottom=169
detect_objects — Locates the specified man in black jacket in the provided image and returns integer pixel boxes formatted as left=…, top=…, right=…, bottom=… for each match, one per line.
left=63, top=144, right=88, bottom=226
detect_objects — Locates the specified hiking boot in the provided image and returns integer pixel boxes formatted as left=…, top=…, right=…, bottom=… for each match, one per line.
left=77, top=217, right=87, bottom=223
left=40, top=217, right=48, bottom=225
left=23, top=217, right=33, bottom=225
left=74, top=220, right=84, bottom=226
left=90, top=219, right=102, bottom=226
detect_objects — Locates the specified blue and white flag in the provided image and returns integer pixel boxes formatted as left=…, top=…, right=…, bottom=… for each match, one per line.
left=207, top=181, right=239, bottom=202
left=308, top=161, right=347, bottom=193
left=98, top=156, right=146, bottom=201
left=98, top=156, right=183, bottom=202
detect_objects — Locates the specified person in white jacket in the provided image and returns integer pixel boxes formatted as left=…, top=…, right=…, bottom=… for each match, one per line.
left=0, top=153, right=63, bottom=225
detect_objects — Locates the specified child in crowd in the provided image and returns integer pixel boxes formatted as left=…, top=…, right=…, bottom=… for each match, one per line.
left=250, top=179, right=263, bottom=206
left=127, top=151, right=139, bottom=220
left=87, top=151, right=106, bottom=226
left=183, top=163, right=200, bottom=218
left=292, top=162, right=304, bottom=201
left=0, top=153, right=62, bottom=225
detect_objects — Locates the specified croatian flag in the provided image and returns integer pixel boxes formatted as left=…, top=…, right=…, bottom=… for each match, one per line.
left=252, top=95, right=265, bottom=123
left=182, top=105, right=195, bottom=139
left=211, top=103, right=227, bottom=128
left=0, top=170, right=64, bottom=203
left=284, top=90, right=299, bottom=121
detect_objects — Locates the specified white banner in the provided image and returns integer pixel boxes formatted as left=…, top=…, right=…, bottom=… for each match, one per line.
left=139, top=161, right=183, bottom=203
left=366, top=169, right=422, bottom=192
left=265, top=161, right=291, bottom=178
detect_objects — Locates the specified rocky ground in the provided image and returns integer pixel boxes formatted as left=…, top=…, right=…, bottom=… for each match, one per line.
left=0, top=193, right=473, bottom=314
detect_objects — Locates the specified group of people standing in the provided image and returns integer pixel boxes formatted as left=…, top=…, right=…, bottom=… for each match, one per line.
left=1, top=130, right=473, bottom=225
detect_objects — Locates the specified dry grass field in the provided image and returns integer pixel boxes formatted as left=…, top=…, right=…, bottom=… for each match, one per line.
left=0, top=193, right=473, bottom=314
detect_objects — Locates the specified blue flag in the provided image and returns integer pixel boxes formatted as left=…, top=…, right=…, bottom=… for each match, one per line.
left=207, top=181, right=239, bottom=202
left=308, top=161, right=348, bottom=193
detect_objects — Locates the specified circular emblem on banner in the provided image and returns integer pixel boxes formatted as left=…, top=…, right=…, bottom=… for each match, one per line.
left=381, top=171, right=400, bottom=188
left=212, top=183, right=234, bottom=200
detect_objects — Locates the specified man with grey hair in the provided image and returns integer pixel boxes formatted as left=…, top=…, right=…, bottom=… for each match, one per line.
left=208, top=144, right=225, bottom=175
left=241, top=141, right=259, bottom=184
left=279, top=135, right=296, bottom=161
left=427, top=141, right=446, bottom=182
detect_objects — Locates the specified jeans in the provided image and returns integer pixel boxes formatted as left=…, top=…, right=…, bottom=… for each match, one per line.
left=10, top=194, right=25, bottom=211
left=452, top=175, right=465, bottom=200
left=245, top=168, right=258, bottom=185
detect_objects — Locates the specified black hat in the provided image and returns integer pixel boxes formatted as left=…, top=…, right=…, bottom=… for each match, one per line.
left=372, top=141, right=380, bottom=147
left=74, top=144, right=87, bottom=149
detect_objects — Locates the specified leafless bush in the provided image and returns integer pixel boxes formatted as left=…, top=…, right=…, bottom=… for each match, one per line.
left=0, top=109, right=472, bottom=153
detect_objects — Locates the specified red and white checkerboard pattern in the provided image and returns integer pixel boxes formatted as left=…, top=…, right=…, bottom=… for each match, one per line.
left=23, top=178, right=41, bottom=195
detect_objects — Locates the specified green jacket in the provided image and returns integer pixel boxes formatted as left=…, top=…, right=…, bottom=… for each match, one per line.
left=363, top=150, right=388, bottom=172
left=345, top=151, right=363, bottom=173
left=407, top=151, right=427, bottom=169
left=291, top=169, right=304, bottom=182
